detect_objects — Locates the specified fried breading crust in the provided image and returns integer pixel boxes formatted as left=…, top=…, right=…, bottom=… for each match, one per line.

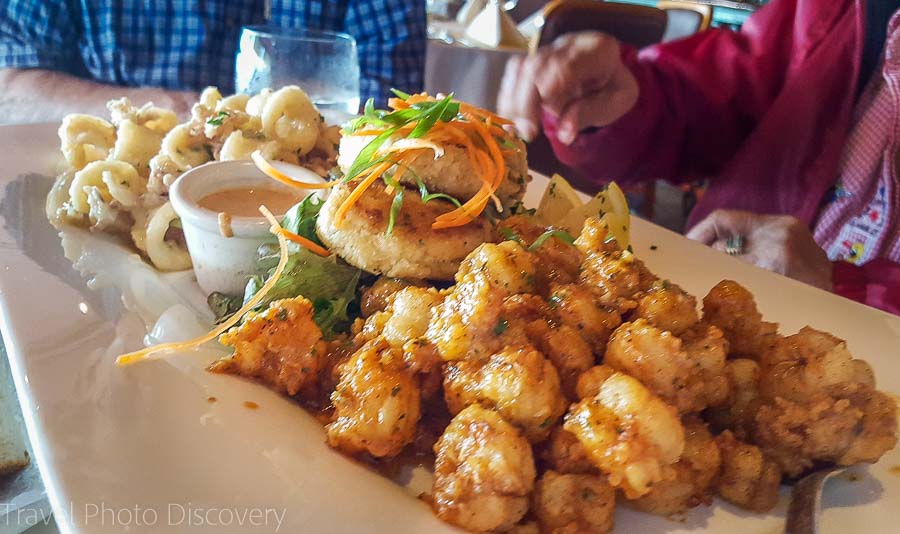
left=533, top=470, right=616, bottom=534
left=444, top=344, right=567, bottom=442
left=715, top=430, right=781, bottom=512
left=632, top=417, right=721, bottom=516
left=326, top=339, right=421, bottom=458
left=563, top=372, right=685, bottom=499
left=702, top=280, right=779, bottom=359
left=316, top=180, right=494, bottom=280
left=214, top=297, right=325, bottom=397
left=433, top=405, right=536, bottom=532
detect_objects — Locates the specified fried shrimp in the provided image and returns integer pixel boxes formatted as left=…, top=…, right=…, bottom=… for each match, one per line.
left=605, top=319, right=728, bottom=413
left=426, top=241, right=536, bottom=361
left=563, top=372, right=685, bottom=498
left=359, top=277, right=426, bottom=317
left=359, top=286, right=446, bottom=391
left=702, top=280, right=779, bottom=358
left=753, top=327, right=898, bottom=476
left=754, top=386, right=898, bottom=476
left=544, top=427, right=598, bottom=475
left=380, top=287, right=443, bottom=351
left=316, top=180, right=494, bottom=280
left=758, top=327, right=875, bottom=402
left=444, top=345, right=567, bottom=442
left=574, top=365, right=617, bottom=400
left=533, top=470, right=616, bottom=534
left=578, top=249, right=656, bottom=312
left=679, top=322, right=731, bottom=408
left=326, top=339, right=421, bottom=458
left=632, top=417, right=721, bottom=516
left=633, top=281, right=700, bottom=336
left=573, top=217, right=625, bottom=257
left=574, top=218, right=656, bottom=312
left=548, top=283, right=621, bottom=353
left=497, top=215, right=584, bottom=290
left=530, top=323, right=595, bottom=400
left=715, top=431, right=781, bottom=512
left=706, top=358, right=762, bottom=439
left=213, top=297, right=325, bottom=397
left=433, top=405, right=536, bottom=532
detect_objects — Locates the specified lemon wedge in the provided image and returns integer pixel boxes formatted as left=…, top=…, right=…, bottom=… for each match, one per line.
left=535, top=174, right=585, bottom=227
left=535, top=174, right=631, bottom=249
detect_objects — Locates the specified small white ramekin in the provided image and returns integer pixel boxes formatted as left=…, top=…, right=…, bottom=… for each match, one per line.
left=169, top=160, right=323, bottom=296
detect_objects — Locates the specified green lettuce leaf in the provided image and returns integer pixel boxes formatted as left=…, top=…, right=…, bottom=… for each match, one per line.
left=279, top=195, right=325, bottom=245
left=210, top=197, right=363, bottom=338
left=207, top=291, right=243, bottom=322
left=243, top=245, right=361, bottom=339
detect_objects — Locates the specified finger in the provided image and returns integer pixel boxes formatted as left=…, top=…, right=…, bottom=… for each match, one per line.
left=685, top=210, right=755, bottom=244
left=685, top=212, right=725, bottom=244
left=497, top=55, right=524, bottom=118
left=555, top=76, right=638, bottom=144
left=533, top=51, right=582, bottom=116
left=555, top=96, right=600, bottom=145
left=506, top=54, right=542, bottom=141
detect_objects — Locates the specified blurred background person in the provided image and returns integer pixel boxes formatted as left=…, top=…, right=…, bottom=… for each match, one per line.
left=499, top=0, right=899, bottom=314
left=0, top=0, right=425, bottom=123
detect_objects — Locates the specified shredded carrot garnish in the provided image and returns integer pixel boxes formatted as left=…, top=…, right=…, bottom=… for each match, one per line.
left=277, top=228, right=331, bottom=257
left=459, top=102, right=513, bottom=126
left=352, top=125, right=414, bottom=137
left=252, top=151, right=337, bottom=190
left=432, top=113, right=506, bottom=228
left=387, top=97, right=409, bottom=110
left=334, top=160, right=394, bottom=226
left=345, top=92, right=516, bottom=231
left=116, top=206, right=290, bottom=367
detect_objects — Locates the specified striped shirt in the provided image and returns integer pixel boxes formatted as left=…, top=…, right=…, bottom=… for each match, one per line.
left=0, top=0, right=425, bottom=105
left=814, top=10, right=900, bottom=264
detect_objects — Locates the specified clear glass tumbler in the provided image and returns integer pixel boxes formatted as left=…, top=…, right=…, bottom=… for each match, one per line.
left=235, top=27, right=361, bottom=114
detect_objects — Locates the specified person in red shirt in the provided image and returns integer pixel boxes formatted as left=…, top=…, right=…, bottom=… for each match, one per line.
left=499, top=0, right=900, bottom=314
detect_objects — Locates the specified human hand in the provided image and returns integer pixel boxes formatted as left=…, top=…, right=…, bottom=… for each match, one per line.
left=686, top=210, right=833, bottom=291
left=497, top=32, right=638, bottom=144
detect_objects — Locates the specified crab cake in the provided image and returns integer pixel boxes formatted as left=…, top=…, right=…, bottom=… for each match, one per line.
left=316, top=180, right=494, bottom=280
left=337, top=135, right=530, bottom=209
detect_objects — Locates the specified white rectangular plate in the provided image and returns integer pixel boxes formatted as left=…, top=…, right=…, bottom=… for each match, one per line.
left=1, top=123, right=898, bottom=533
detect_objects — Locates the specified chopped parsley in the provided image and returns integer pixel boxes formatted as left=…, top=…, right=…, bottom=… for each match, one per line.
left=416, top=177, right=462, bottom=207
left=527, top=229, right=576, bottom=251
left=548, top=294, right=563, bottom=309
left=493, top=318, right=509, bottom=335
left=382, top=173, right=405, bottom=236
left=342, top=93, right=459, bottom=182
left=206, top=110, right=229, bottom=126
left=498, top=226, right=523, bottom=244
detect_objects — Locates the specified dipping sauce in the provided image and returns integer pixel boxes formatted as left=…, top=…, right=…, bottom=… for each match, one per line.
left=198, top=186, right=303, bottom=217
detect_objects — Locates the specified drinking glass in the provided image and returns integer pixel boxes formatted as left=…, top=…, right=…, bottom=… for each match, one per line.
left=235, top=27, right=361, bottom=114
